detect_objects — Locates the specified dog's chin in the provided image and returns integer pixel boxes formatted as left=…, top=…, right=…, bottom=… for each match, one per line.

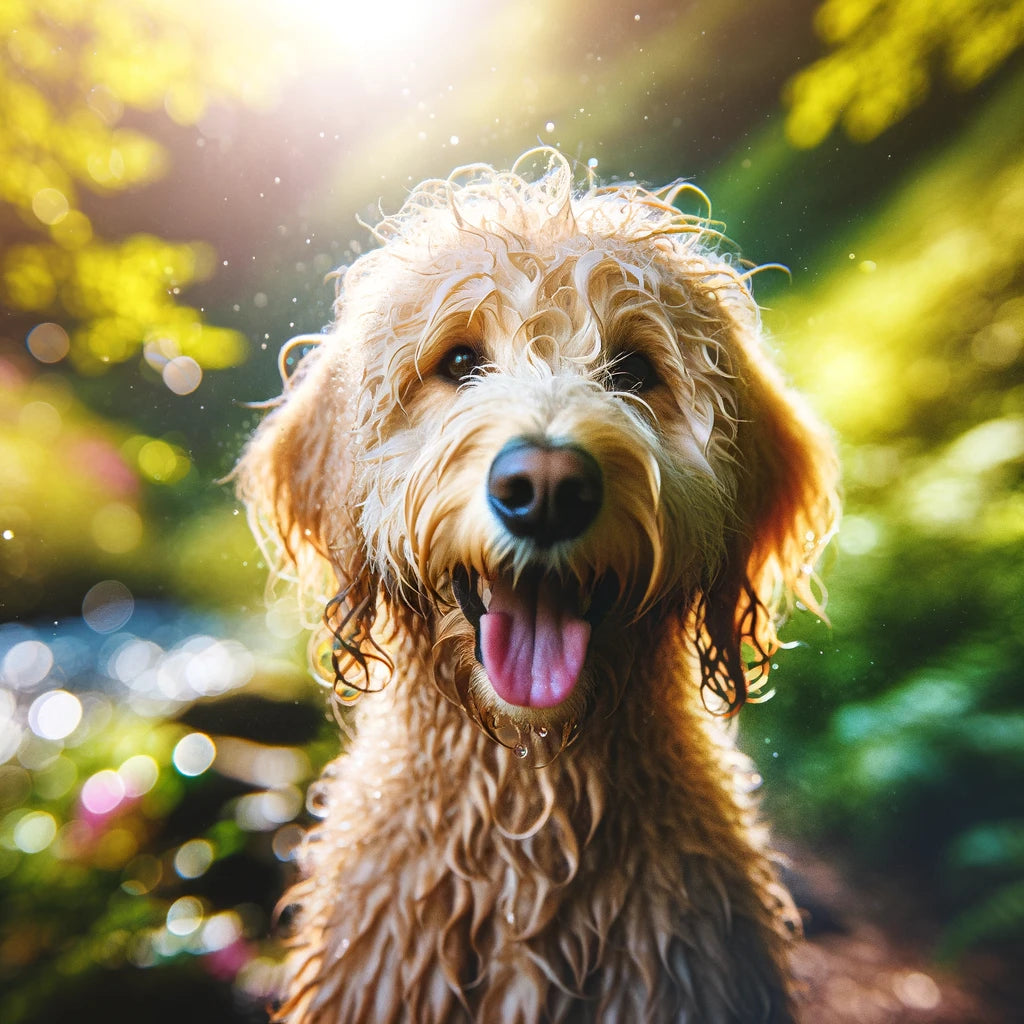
left=467, top=660, right=592, bottom=732
left=448, top=565, right=618, bottom=728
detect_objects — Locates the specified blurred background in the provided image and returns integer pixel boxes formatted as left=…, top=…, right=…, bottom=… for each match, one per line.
left=1, top=0, right=1021, bottom=1021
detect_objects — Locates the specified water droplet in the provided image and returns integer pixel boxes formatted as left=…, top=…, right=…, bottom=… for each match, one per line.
left=306, top=785, right=329, bottom=818
left=536, top=726, right=548, bottom=738
left=311, top=636, right=336, bottom=684
left=513, top=743, right=528, bottom=759
left=336, top=685, right=361, bottom=705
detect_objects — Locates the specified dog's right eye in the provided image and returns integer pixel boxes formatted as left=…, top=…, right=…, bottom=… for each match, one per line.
left=438, top=345, right=484, bottom=383
left=606, top=352, right=659, bottom=394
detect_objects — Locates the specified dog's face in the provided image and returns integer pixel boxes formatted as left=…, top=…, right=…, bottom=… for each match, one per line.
left=237, top=153, right=838, bottom=747
left=352, top=228, right=743, bottom=730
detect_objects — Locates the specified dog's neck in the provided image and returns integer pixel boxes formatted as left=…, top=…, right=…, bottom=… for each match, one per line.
left=329, top=622, right=749, bottom=843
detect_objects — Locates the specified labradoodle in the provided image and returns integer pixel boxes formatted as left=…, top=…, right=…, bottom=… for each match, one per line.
left=236, top=149, right=839, bottom=1023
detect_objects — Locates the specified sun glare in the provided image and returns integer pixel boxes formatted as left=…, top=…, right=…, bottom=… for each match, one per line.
left=280, top=0, right=461, bottom=63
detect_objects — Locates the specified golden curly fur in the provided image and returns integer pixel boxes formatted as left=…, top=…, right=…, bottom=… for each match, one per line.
left=236, top=149, right=840, bottom=1023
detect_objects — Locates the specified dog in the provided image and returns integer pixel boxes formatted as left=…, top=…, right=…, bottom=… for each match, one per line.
left=236, top=149, right=839, bottom=1022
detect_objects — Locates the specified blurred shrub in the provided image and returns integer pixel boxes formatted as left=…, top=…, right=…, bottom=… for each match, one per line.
left=0, top=0, right=299, bottom=376
left=0, top=358, right=267, bottom=619
left=746, top=65, right=1024, bottom=962
left=167, top=508, right=267, bottom=613
left=0, top=360, right=145, bottom=614
left=786, top=0, right=1024, bottom=146
left=0, top=607, right=333, bottom=1024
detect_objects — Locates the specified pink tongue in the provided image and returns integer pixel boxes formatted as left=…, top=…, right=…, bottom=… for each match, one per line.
left=479, top=575, right=591, bottom=708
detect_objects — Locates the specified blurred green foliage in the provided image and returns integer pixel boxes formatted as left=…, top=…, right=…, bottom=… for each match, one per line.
left=1, top=360, right=266, bottom=615
left=785, top=0, right=1024, bottom=145
left=1, top=0, right=1022, bottom=1020
left=0, top=0, right=279, bottom=374
left=740, top=52, right=1024, bottom=967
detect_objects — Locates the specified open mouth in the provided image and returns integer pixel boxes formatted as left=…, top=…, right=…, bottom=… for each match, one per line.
left=451, top=566, right=617, bottom=709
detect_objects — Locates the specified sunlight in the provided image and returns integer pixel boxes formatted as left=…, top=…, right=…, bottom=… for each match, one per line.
left=277, top=0, right=465, bottom=65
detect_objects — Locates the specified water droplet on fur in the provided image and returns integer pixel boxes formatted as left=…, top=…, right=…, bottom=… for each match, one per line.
left=335, top=685, right=362, bottom=706
left=513, top=743, right=528, bottom=759
left=536, top=726, right=549, bottom=738
left=740, top=771, right=763, bottom=794
left=306, top=785, right=329, bottom=818
left=311, top=635, right=337, bottom=685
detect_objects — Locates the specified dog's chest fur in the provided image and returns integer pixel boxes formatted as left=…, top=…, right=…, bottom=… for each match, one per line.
left=279, top=636, right=794, bottom=1024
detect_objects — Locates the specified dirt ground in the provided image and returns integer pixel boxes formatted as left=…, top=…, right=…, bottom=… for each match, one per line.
left=783, top=845, right=1016, bottom=1023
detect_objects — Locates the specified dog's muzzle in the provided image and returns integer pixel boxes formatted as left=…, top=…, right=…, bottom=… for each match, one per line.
left=445, top=439, right=613, bottom=710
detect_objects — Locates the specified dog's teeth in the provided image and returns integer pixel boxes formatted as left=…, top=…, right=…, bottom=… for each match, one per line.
left=481, top=585, right=492, bottom=609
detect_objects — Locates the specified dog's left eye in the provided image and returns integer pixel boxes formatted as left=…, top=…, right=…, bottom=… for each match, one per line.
left=606, top=352, right=659, bottom=393
left=438, top=345, right=484, bottom=383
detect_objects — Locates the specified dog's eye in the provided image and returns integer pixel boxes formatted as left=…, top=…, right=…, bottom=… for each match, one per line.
left=438, top=344, right=484, bottom=383
left=606, top=352, right=659, bottom=393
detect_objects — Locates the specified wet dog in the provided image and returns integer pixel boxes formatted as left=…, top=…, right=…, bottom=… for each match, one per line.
left=237, top=149, right=839, bottom=1022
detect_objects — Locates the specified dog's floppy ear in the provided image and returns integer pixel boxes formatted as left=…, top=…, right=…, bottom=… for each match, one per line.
left=234, top=338, right=384, bottom=691
left=696, top=320, right=840, bottom=713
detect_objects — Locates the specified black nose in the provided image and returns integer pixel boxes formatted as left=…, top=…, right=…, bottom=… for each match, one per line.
left=486, top=439, right=603, bottom=547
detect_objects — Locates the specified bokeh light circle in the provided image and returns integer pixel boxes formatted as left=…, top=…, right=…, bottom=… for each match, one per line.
left=174, top=838, right=214, bottom=879
left=201, top=911, right=242, bottom=952
left=162, top=356, right=203, bottom=395
left=173, top=732, right=216, bottom=777
left=31, top=188, right=69, bottom=225
left=26, top=322, right=70, bottom=363
left=91, top=503, right=143, bottom=555
left=119, top=754, right=159, bottom=797
left=82, top=580, right=134, bottom=633
left=166, top=895, right=204, bottom=936
left=27, top=690, right=82, bottom=740
left=81, top=769, right=126, bottom=815
left=13, top=811, right=58, bottom=854
left=3, top=640, right=54, bottom=689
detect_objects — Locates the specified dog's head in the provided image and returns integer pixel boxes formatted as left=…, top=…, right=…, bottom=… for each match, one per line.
left=236, top=150, right=838, bottom=750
